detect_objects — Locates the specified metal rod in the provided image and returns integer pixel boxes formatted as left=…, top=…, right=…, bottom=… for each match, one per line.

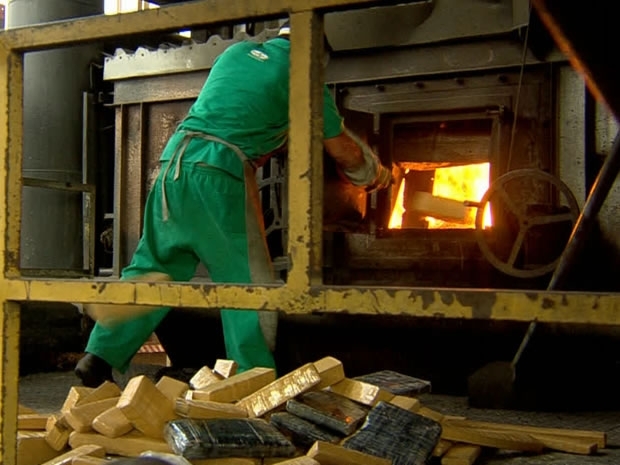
left=548, top=133, right=620, bottom=290
left=512, top=132, right=620, bottom=367
left=22, top=177, right=95, bottom=194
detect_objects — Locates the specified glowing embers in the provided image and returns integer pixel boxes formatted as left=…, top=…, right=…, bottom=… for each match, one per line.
left=389, top=163, right=492, bottom=229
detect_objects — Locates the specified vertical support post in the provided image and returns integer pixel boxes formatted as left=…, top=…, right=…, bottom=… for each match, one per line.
left=112, top=105, right=127, bottom=277
left=287, top=11, right=325, bottom=289
left=82, top=92, right=96, bottom=275
left=0, top=45, right=23, bottom=278
left=0, top=41, right=23, bottom=464
left=0, top=301, right=20, bottom=465
left=113, top=103, right=146, bottom=277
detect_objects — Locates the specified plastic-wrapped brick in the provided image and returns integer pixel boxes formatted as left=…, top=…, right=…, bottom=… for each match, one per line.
left=270, top=412, right=342, bottom=448
left=342, top=401, right=442, bottom=465
left=353, top=370, right=432, bottom=396
left=286, top=390, right=368, bottom=435
left=164, top=418, right=296, bottom=460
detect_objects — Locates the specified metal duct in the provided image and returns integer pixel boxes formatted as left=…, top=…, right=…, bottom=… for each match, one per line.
left=7, top=0, right=103, bottom=271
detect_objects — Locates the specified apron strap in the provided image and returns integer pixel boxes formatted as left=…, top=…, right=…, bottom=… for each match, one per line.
left=160, top=130, right=276, bottom=283
left=160, top=135, right=192, bottom=221
left=173, top=130, right=279, bottom=351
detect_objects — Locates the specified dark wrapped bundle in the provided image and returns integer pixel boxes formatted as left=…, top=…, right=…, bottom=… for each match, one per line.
left=353, top=370, right=432, bottom=396
left=164, top=418, right=296, bottom=460
left=342, top=401, right=441, bottom=465
left=270, top=412, right=342, bottom=448
left=286, top=391, right=368, bottom=435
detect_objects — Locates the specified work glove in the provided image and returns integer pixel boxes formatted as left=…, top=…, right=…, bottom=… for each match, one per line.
left=364, top=162, right=393, bottom=193
left=341, top=129, right=392, bottom=193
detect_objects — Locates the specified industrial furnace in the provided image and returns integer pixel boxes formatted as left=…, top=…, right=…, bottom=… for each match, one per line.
left=103, top=0, right=601, bottom=292
left=5, top=0, right=620, bottom=406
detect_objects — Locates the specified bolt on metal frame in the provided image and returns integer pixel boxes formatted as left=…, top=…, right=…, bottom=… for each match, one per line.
left=0, top=0, right=619, bottom=462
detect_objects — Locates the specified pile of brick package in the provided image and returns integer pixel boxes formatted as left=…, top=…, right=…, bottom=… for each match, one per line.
left=16, top=357, right=607, bottom=465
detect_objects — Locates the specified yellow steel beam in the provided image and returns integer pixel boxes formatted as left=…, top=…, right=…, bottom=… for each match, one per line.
left=287, top=11, right=325, bottom=288
left=1, top=278, right=619, bottom=326
left=0, top=0, right=400, bottom=52
left=0, top=45, right=22, bottom=278
left=3, top=0, right=616, bottom=463
left=0, top=42, right=19, bottom=465
left=0, top=302, right=20, bottom=465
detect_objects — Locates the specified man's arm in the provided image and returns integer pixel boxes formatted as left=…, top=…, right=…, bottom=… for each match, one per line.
left=322, top=85, right=391, bottom=192
left=323, top=131, right=365, bottom=170
left=323, top=129, right=392, bottom=192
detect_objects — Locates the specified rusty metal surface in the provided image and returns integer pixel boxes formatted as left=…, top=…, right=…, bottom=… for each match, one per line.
left=20, top=177, right=97, bottom=278
left=112, top=105, right=142, bottom=276
left=0, top=279, right=617, bottom=327
left=593, top=103, right=620, bottom=251
left=339, top=231, right=484, bottom=270
left=0, top=0, right=619, bottom=461
left=0, top=47, right=22, bottom=465
left=112, top=100, right=191, bottom=273
left=343, top=69, right=553, bottom=173
left=0, top=48, right=24, bottom=278
left=103, top=30, right=278, bottom=81
left=285, top=11, right=325, bottom=287
left=474, top=169, right=580, bottom=279
left=106, top=39, right=567, bottom=93
left=6, top=0, right=533, bottom=55
left=326, top=39, right=566, bottom=84
left=112, top=72, right=207, bottom=105
left=0, top=303, right=20, bottom=465
left=324, top=0, right=528, bottom=51
left=549, top=135, right=620, bottom=290
left=342, top=70, right=550, bottom=120
left=556, top=66, right=587, bottom=208
left=0, top=0, right=409, bottom=52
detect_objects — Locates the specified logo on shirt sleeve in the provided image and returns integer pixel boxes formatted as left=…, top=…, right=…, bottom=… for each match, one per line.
left=249, top=49, right=269, bottom=61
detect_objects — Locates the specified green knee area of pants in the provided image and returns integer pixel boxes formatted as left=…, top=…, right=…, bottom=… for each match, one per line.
left=86, top=161, right=275, bottom=373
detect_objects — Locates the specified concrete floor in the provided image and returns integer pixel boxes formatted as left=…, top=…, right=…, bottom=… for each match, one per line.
left=18, top=368, right=620, bottom=465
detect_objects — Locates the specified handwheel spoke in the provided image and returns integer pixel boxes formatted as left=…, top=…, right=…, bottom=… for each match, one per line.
left=475, top=169, right=581, bottom=278
left=529, top=212, right=575, bottom=226
left=498, top=187, right=524, bottom=221
left=507, top=227, right=528, bottom=267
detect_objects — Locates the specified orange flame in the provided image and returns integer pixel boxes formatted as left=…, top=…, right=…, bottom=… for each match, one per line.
left=389, top=171, right=408, bottom=229
left=427, top=163, right=491, bottom=229
left=389, top=163, right=492, bottom=229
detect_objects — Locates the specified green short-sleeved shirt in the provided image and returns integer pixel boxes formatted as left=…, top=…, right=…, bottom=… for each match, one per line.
left=161, top=37, right=344, bottom=178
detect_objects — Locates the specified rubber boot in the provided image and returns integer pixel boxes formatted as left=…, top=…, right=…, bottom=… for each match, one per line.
left=74, top=352, right=114, bottom=388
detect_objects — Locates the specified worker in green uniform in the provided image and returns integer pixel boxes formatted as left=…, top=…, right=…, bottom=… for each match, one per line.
left=75, top=22, right=393, bottom=387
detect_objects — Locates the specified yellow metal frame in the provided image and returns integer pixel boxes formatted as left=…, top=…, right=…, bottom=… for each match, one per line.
left=0, top=0, right=619, bottom=462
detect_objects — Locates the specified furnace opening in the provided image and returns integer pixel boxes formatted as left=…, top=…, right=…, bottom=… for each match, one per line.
left=389, top=162, right=492, bottom=230
left=387, top=117, right=495, bottom=230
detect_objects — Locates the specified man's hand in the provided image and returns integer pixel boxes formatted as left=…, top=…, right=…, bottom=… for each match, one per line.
left=364, top=163, right=393, bottom=193
left=338, top=129, right=386, bottom=187
left=324, top=129, right=394, bottom=193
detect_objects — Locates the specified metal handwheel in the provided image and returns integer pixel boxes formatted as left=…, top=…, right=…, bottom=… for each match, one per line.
left=474, top=169, right=580, bottom=278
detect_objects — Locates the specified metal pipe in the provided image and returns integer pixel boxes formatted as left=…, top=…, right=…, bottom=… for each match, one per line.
left=7, top=0, right=103, bottom=271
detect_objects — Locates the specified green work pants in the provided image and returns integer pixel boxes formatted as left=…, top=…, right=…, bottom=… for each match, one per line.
left=85, top=161, right=276, bottom=373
